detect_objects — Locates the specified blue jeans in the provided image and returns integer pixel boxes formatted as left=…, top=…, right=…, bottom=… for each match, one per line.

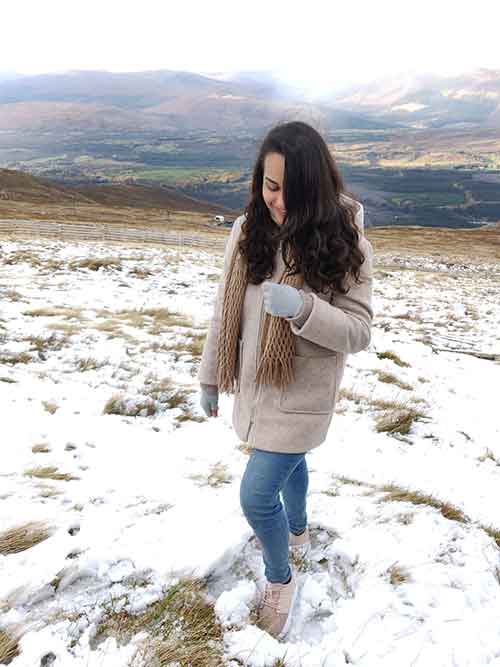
left=240, top=447, right=309, bottom=584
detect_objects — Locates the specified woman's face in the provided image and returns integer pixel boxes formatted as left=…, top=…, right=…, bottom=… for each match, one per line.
left=262, top=152, right=287, bottom=225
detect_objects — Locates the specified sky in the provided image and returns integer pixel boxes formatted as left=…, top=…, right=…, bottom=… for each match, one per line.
left=3, top=0, right=500, bottom=96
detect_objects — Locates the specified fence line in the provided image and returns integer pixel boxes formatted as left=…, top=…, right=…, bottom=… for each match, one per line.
left=0, top=219, right=227, bottom=252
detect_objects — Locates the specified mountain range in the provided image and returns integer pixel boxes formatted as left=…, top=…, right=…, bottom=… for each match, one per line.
left=1, top=68, right=499, bottom=133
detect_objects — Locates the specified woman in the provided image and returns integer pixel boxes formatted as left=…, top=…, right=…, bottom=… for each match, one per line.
left=198, top=121, right=374, bottom=640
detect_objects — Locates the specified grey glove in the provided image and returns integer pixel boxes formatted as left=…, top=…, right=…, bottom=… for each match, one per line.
left=200, top=383, right=219, bottom=417
left=261, top=281, right=304, bottom=318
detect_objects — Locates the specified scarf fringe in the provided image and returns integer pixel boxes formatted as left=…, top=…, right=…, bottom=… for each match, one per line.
left=217, top=229, right=304, bottom=395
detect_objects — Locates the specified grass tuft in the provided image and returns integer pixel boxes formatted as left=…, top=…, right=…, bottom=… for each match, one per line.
left=478, top=449, right=500, bottom=466
left=76, top=357, right=105, bottom=372
left=376, top=350, right=411, bottom=367
left=24, top=466, right=79, bottom=482
left=22, top=306, right=84, bottom=320
left=374, top=405, right=426, bottom=435
left=103, top=394, right=157, bottom=417
left=375, top=371, right=414, bottom=391
left=0, top=627, right=21, bottom=664
left=189, top=462, right=233, bottom=488
left=93, top=577, right=224, bottom=666
left=482, top=524, right=500, bottom=548
left=32, top=443, right=51, bottom=454
left=23, top=333, right=67, bottom=352
left=387, top=563, right=411, bottom=586
left=378, top=483, right=469, bottom=523
left=69, top=257, right=122, bottom=271
left=0, top=521, right=51, bottom=555
left=0, top=352, right=31, bottom=365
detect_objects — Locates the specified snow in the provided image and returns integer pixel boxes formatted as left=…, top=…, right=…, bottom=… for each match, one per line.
left=0, top=236, right=499, bottom=666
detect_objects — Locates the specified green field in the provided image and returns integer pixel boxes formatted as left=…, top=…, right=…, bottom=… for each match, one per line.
left=389, top=192, right=466, bottom=207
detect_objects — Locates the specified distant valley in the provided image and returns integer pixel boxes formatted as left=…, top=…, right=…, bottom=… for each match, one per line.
left=0, top=68, right=499, bottom=228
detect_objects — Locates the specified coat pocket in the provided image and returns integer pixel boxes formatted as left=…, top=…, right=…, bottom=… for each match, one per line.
left=235, top=337, right=244, bottom=393
left=278, top=354, right=336, bottom=414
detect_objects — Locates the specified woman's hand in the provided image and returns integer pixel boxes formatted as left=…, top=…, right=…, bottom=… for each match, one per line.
left=200, top=384, right=219, bottom=417
left=261, top=282, right=304, bottom=318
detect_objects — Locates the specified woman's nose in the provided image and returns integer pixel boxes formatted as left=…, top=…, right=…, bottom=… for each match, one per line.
left=274, top=192, right=286, bottom=211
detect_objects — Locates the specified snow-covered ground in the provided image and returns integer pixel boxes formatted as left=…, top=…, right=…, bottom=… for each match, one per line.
left=1, top=236, right=499, bottom=667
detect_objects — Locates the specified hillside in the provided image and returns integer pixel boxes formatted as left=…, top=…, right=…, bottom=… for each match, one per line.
left=0, top=168, right=237, bottom=216
left=0, top=168, right=95, bottom=204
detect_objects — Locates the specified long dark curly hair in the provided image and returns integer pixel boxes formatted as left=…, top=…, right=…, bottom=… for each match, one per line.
left=238, top=121, right=366, bottom=299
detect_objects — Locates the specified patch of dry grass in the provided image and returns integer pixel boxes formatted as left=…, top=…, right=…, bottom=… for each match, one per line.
left=478, top=449, right=500, bottom=466
left=386, top=563, right=411, bottom=586
left=103, top=379, right=195, bottom=418
left=0, top=521, right=51, bottom=555
left=22, top=306, right=84, bottom=320
left=0, top=351, right=32, bottom=365
left=24, top=466, right=79, bottom=482
left=2, top=288, right=25, bottom=302
left=45, top=322, right=81, bottom=335
left=322, top=488, right=340, bottom=498
left=377, top=483, right=469, bottom=523
left=269, top=659, right=288, bottom=667
left=103, top=394, right=157, bottom=417
left=482, top=524, right=500, bottom=548
left=376, top=350, right=411, bottom=368
left=338, top=387, right=428, bottom=431
left=32, top=443, right=51, bottom=453
left=108, top=307, right=194, bottom=336
left=189, top=462, right=233, bottom=488
left=0, top=627, right=21, bottom=664
left=184, top=332, right=206, bottom=357
left=3, top=249, right=43, bottom=267
left=76, top=357, right=106, bottom=372
left=374, top=404, right=427, bottom=435
left=69, top=257, right=123, bottom=271
left=129, top=266, right=153, bottom=278
left=38, top=258, right=66, bottom=273
left=391, top=312, right=422, bottom=322
left=143, top=375, right=175, bottom=400
left=166, top=387, right=193, bottom=409
left=174, top=408, right=205, bottom=424
left=375, top=371, right=414, bottom=391
left=326, top=476, right=469, bottom=527
left=23, top=332, right=68, bottom=352
left=92, top=577, right=224, bottom=666
left=337, top=474, right=365, bottom=486
left=169, top=332, right=206, bottom=359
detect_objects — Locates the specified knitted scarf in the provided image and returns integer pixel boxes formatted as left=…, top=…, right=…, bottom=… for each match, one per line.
left=216, top=225, right=304, bottom=395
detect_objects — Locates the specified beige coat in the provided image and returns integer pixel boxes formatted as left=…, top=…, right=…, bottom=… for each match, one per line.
left=197, top=200, right=374, bottom=453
